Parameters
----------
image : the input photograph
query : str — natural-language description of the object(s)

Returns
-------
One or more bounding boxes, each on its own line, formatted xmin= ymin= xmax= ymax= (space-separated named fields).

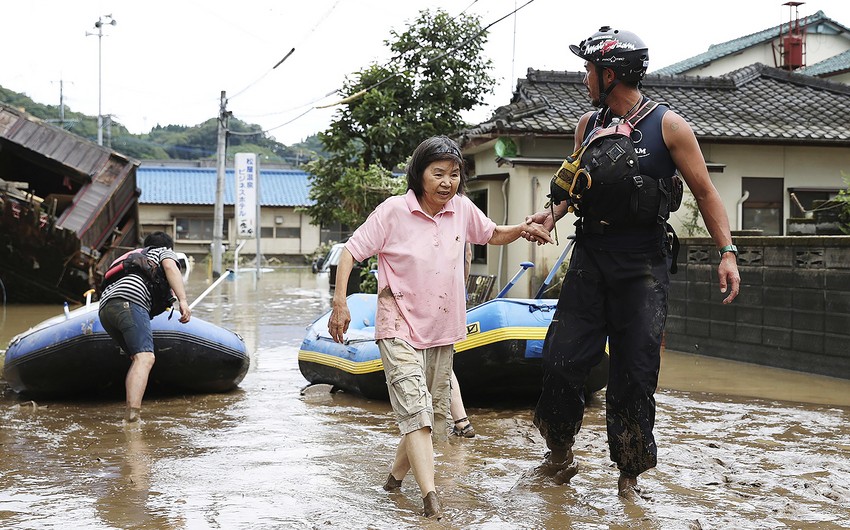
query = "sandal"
xmin=450 ymin=417 xmax=475 ymax=438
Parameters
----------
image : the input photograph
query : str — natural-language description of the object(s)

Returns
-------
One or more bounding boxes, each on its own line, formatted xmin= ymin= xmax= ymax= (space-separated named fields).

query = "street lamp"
xmin=86 ymin=14 xmax=117 ymax=146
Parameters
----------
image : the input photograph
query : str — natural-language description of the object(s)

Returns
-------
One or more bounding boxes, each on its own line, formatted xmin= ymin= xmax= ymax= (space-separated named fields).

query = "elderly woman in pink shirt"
xmin=329 ymin=135 xmax=551 ymax=520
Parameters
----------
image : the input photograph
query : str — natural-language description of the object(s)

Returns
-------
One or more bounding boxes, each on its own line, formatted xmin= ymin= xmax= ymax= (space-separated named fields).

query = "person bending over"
xmin=99 ymin=231 xmax=191 ymax=423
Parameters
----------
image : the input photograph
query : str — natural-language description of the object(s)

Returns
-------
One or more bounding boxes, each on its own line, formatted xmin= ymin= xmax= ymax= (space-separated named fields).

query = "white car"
xmin=174 ymin=251 xmax=192 ymax=281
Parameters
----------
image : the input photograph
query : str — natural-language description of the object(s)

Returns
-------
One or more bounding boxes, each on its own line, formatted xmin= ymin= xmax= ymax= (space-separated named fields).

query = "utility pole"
xmin=47 ymin=79 xmax=79 ymax=129
xmin=60 ymin=79 xmax=65 ymax=124
xmin=212 ymin=91 xmax=228 ymax=278
xmin=86 ymin=14 xmax=117 ymax=146
xmin=105 ymin=114 xmax=112 ymax=148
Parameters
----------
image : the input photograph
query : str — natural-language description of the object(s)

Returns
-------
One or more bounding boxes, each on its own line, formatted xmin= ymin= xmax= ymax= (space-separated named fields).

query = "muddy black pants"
xmin=533 ymin=242 xmax=669 ymax=477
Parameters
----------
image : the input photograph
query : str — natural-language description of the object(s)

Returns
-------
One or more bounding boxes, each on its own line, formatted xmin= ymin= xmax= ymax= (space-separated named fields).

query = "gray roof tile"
xmin=653 ymin=10 xmax=849 ymax=75
xmin=460 ymin=64 xmax=850 ymax=146
xmin=799 ymin=48 xmax=850 ymax=77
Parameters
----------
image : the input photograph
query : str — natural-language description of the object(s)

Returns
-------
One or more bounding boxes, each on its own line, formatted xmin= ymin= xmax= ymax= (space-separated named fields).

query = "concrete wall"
xmin=667 ymin=236 xmax=850 ymax=380
xmin=829 ymin=71 xmax=850 ymax=84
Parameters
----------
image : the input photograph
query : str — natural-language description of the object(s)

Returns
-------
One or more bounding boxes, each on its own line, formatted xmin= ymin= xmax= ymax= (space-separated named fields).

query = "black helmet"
xmin=570 ymin=26 xmax=649 ymax=86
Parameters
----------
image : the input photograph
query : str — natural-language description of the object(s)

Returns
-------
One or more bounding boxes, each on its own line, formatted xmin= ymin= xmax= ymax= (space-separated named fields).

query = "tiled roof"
xmin=137 ymin=166 xmax=314 ymax=206
xmin=460 ymin=64 xmax=850 ymax=146
xmin=653 ymin=10 xmax=849 ymax=75
xmin=799 ymin=48 xmax=850 ymax=76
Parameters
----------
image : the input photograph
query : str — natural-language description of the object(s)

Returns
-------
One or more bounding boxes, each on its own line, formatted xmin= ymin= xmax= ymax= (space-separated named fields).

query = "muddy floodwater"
xmin=2 ymin=268 xmax=850 ymax=529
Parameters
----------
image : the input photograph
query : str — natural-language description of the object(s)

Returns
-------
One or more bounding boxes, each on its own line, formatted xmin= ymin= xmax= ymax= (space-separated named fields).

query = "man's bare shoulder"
xmin=661 ymin=109 xmax=692 ymax=130
xmin=660 ymin=110 xmax=698 ymax=147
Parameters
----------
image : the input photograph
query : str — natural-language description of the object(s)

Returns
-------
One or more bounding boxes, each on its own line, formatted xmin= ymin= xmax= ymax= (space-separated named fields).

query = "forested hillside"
xmin=0 ymin=85 xmax=325 ymax=167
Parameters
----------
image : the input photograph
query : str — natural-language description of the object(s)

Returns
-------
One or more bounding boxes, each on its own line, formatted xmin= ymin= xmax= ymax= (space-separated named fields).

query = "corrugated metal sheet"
xmin=137 ymin=166 xmax=314 ymax=207
xmin=1 ymin=109 xmax=113 ymax=178
xmin=0 ymin=105 xmax=140 ymax=249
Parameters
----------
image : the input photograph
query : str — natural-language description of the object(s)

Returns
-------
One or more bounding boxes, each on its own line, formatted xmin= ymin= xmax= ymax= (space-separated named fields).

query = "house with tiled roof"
xmin=459 ymin=63 xmax=850 ymax=296
xmin=136 ymin=163 xmax=325 ymax=261
xmin=799 ymin=48 xmax=850 ymax=81
xmin=653 ymin=10 xmax=850 ymax=84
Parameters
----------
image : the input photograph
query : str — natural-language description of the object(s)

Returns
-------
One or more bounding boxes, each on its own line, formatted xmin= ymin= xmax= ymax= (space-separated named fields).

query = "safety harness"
xmin=548 ymin=99 xmax=682 ymax=243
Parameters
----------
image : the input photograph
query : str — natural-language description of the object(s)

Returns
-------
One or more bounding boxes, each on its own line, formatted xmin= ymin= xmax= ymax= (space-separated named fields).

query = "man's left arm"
xmin=663 ymin=111 xmax=740 ymax=304
xmin=162 ymin=258 xmax=191 ymax=322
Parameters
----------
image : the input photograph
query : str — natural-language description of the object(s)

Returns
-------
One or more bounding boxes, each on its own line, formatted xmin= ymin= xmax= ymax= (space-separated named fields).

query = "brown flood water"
xmin=2 ymin=268 xmax=850 ymax=529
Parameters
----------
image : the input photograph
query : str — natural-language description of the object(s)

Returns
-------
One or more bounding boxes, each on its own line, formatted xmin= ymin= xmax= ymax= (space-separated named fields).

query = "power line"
xmin=256 ymin=107 xmax=317 ymax=135
xmin=228 ymin=48 xmax=296 ymax=101
xmin=229 ymin=0 xmax=343 ymax=101
xmin=460 ymin=0 xmax=480 ymax=15
xmin=235 ymin=88 xmax=338 ymax=120
xmin=254 ymin=0 xmax=537 ymax=134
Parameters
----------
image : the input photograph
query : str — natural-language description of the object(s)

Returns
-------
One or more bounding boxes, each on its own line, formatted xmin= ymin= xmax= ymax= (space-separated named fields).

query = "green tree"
xmin=304 ymin=158 xmax=404 ymax=228
xmin=303 ymin=8 xmax=495 ymax=229
xmin=680 ymin=195 xmax=709 ymax=236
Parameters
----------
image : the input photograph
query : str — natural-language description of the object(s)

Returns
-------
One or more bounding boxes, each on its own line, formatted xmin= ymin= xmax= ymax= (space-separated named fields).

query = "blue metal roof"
xmin=136 ymin=166 xmax=314 ymax=207
xmin=653 ymin=11 xmax=849 ymax=75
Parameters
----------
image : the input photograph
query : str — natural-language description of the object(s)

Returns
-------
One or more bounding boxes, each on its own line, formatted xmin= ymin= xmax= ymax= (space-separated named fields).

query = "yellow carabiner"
xmin=569 ymin=168 xmax=592 ymax=199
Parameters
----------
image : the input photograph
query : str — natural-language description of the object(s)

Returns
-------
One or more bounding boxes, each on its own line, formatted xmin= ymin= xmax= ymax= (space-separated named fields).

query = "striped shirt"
xmin=100 ymin=247 xmax=178 ymax=313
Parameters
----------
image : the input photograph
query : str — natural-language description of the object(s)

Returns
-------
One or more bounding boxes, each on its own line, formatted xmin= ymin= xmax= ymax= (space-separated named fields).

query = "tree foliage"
xmin=303 ymin=8 xmax=495 ymax=230
xmin=304 ymin=158 xmax=405 ymax=228
xmin=679 ymin=195 xmax=709 ymax=236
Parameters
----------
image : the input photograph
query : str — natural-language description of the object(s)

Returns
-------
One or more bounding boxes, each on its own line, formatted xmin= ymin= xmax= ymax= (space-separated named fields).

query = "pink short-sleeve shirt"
xmin=345 ymin=189 xmax=496 ymax=349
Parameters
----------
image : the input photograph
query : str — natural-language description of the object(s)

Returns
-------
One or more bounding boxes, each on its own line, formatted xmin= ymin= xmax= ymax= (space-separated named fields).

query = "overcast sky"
xmin=3 ymin=0 xmax=849 ymax=146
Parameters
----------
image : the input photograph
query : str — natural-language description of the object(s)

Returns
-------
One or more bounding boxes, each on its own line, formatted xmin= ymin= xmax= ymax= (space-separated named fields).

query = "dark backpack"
xmin=549 ymin=100 xmax=683 ymax=229
xmin=102 ymin=247 xmax=175 ymax=318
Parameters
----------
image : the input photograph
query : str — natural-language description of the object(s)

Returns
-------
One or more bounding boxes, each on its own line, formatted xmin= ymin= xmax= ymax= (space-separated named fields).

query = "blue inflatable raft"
xmin=4 ymin=304 xmax=249 ymax=397
xmin=298 ymin=293 xmax=608 ymax=401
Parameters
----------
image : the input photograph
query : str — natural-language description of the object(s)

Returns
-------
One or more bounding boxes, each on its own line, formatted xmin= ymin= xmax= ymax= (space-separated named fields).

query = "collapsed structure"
xmin=0 ymin=103 xmax=140 ymax=303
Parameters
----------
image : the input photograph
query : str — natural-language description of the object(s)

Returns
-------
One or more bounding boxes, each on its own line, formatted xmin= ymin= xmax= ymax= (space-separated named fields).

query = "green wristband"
xmin=718 ymin=244 xmax=738 ymax=258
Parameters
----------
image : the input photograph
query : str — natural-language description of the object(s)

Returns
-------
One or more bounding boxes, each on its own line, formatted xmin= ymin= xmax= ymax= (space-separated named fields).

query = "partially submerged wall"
xmin=667 ymin=236 xmax=850 ymax=380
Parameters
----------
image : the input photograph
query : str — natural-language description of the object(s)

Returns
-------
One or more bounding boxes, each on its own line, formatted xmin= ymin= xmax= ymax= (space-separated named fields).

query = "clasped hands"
xmin=520 ymin=213 xmax=555 ymax=246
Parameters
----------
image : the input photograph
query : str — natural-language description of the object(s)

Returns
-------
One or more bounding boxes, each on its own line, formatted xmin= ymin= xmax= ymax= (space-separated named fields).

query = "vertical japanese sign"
xmin=235 ymin=153 xmax=257 ymax=238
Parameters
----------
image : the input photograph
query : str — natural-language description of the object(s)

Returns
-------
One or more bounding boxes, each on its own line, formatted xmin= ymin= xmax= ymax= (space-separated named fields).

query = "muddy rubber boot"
xmin=533 ymin=450 xmax=578 ymax=484
xmin=423 ymin=491 xmax=442 ymax=519
xmin=553 ymin=461 xmax=579 ymax=485
xmin=383 ymin=473 xmax=403 ymax=492
xmin=618 ymin=473 xmax=639 ymax=499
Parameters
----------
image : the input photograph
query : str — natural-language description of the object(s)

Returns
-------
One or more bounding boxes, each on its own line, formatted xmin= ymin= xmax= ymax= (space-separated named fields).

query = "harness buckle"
xmin=632 ymin=175 xmax=644 ymax=189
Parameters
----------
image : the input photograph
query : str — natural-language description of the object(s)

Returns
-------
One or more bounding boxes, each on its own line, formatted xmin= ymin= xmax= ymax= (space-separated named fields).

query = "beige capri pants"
xmin=377 ymin=337 xmax=453 ymax=436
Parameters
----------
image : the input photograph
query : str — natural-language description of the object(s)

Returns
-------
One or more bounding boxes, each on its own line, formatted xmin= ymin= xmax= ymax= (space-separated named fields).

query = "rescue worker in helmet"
xmin=521 ymin=26 xmax=741 ymax=498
